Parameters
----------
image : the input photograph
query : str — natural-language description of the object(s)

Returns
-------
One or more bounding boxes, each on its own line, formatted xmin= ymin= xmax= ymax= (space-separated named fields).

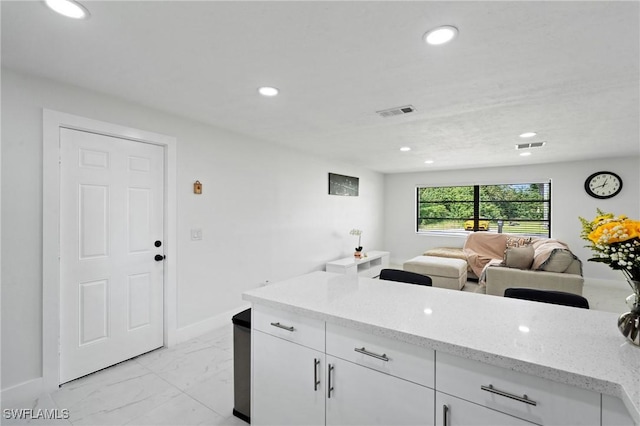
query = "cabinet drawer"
xmin=326 ymin=323 xmax=434 ymax=388
xmin=436 ymin=352 xmax=600 ymax=425
xmin=435 ymin=392 xmax=536 ymax=425
xmin=252 ymin=304 xmax=325 ymax=352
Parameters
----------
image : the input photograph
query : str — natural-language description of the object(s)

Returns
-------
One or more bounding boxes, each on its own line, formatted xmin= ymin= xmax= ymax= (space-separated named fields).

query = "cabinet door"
xmin=252 ymin=331 xmax=325 ymax=426
xmin=436 ymin=392 xmax=535 ymax=426
xmin=602 ymin=394 xmax=635 ymax=426
xmin=326 ymin=355 xmax=434 ymax=426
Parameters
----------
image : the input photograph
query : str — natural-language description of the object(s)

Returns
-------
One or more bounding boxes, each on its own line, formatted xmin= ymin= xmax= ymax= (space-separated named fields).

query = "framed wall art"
xmin=328 ymin=173 xmax=359 ymax=196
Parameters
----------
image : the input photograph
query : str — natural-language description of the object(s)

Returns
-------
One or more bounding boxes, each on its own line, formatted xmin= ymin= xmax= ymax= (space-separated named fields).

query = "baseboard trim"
xmin=172 ymin=304 xmax=251 ymax=346
xmin=1 ymin=377 xmax=46 ymax=408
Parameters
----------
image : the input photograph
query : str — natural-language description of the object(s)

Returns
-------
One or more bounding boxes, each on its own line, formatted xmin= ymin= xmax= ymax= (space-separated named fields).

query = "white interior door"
xmin=59 ymin=128 xmax=164 ymax=383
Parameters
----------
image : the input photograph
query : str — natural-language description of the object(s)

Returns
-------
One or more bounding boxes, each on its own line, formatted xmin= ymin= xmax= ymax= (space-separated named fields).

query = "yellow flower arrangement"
xmin=579 ymin=210 xmax=640 ymax=291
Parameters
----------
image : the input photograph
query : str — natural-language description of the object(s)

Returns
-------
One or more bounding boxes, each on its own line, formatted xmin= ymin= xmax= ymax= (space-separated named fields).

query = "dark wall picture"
xmin=329 ymin=173 xmax=359 ymax=196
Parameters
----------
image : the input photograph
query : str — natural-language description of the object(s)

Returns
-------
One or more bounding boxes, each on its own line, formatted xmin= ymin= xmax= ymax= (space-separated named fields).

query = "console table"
xmin=325 ymin=250 xmax=389 ymax=278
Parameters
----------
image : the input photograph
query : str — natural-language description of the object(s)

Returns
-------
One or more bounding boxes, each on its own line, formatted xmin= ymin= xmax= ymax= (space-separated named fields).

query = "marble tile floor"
xmin=2 ymin=324 xmax=246 ymax=426
xmin=3 ymin=277 xmax=631 ymax=426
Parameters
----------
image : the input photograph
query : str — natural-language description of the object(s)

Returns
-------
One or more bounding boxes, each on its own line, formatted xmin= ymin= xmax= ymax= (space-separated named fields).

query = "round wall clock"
xmin=584 ymin=171 xmax=623 ymax=199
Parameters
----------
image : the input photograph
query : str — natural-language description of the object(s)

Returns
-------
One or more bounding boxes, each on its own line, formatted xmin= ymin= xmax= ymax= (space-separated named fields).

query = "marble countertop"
xmin=243 ymin=271 xmax=640 ymax=423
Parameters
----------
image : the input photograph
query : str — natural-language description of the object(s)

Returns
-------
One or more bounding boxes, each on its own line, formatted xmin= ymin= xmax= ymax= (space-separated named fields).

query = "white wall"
xmin=384 ymin=158 xmax=640 ymax=281
xmin=1 ymin=69 xmax=385 ymax=392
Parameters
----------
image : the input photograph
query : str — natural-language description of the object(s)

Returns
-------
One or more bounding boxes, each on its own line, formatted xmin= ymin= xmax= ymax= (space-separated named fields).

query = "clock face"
xmin=584 ymin=171 xmax=623 ymax=199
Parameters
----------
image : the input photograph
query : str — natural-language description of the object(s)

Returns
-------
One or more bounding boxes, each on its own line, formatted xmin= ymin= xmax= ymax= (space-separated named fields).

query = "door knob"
xmin=155 ymin=240 xmax=162 ymax=247
xmin=154 ymin=254 xmax=165 ymax=261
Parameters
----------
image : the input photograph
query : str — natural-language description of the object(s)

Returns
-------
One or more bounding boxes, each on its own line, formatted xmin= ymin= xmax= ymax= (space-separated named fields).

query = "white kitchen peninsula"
xmin=243 ymin=271 xmax=640 ymax=425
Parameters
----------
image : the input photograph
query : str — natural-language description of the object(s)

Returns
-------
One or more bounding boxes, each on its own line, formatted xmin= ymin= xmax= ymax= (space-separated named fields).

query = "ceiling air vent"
xmin=515 ymin=141 xmax=546 ymax=150
xmin=376 ymin=105 xmax=416 ymax=118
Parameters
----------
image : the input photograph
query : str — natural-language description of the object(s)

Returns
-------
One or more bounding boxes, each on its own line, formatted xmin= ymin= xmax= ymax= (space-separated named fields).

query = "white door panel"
xmin=60 ymin=128 xmax=164 ymax=383
xmin=128 ymin=188 xmax=151 ymax=253
xmin=128 ymin=273 xmax=151 ymax=330
xmin=79 ymin=279 xmax=109 ymax=345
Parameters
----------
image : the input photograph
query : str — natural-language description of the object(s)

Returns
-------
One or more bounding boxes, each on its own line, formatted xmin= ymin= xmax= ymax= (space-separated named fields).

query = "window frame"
xmin=416 ymin=181 xmax=551 ymax=237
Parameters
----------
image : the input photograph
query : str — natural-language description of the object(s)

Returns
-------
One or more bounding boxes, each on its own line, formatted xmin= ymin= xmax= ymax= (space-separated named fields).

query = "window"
xmin=417 ymin=182 xmax=551 ymax=237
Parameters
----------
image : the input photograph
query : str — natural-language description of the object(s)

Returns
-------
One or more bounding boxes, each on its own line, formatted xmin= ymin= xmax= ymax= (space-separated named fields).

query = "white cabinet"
xmin=246 ymin=273 xmax=640 ymax=425
xmin=326 ymin=323 xmax=434 ymax=387
xmin=251 ymin=303 xmax=614 ymax=426
xmin=435 ymin=392 xmax=535 ymax=426
xmin=252 ymin=305 xmax=435 ymax=426
xmin=253 ymin=304 xmax=325 ymax=351
xmin=326 ymin=355 xmax=434 ymax=426
xmin=325 ymin=323 xmax=435 ymax=426
xmin=602 ymin=394 xmax=635 ymax=426
xmin=436 ymin=352 xmax=601 ymax=425
xmin=251 ymin=305 xmax=326 ymax=426
xmin=252 ymin=330 xmax=325 ymax=426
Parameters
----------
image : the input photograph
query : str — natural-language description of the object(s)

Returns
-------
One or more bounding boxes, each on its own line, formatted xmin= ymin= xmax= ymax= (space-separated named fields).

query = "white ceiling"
xmin=2 ymin=1 xmax=639 ymax=173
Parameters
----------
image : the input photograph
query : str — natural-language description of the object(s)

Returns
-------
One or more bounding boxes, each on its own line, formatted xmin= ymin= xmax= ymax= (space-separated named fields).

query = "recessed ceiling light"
xmin=519 ymin=132 xmax=537 ymax=138
xmin=258 ymin=87 xmax=279 ymax=97
xmin=424 ymin=26 xmax=458 ymax=45
xmin=520 ymin=152 xmax=532 ymax=157
xmin=424 ymin=160 xmax=434 ymax=164
xmin=400 ymin=147 xmax=411 ymax=152
xmin=44 ymin=0 xmax=90 ymax=19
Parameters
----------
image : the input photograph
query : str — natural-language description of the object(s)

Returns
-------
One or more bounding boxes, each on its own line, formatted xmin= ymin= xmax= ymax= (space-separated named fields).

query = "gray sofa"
xmin=482 ymin=257 xmax=583 ymax=296
xmin=424 ymin=233 xmax=584 ymax=297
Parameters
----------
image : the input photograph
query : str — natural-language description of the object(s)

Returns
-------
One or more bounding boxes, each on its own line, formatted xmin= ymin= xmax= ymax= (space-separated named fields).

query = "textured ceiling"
xmin=2 ymin=1 xmax=639 ymax=173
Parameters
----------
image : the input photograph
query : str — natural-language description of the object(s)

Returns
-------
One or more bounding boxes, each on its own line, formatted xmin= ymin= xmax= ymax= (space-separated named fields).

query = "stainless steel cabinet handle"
xmin=327 ymin=364 xmax=334 ymax=398
xmin=270 ymin=322 xmax=295 ymax=332
xmin=481 ymin=384 xmax=537 ymax=406
xmin=313 ymin=358 xmax=320 ymax=391
xmin=354 ymin=347 xmax=389 ymax=362
xmin=442 ymin=404 xmax=449 ymax=426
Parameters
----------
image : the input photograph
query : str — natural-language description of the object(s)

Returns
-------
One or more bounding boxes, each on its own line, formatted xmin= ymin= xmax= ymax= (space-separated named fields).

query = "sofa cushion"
xmin=538 ymin=249 xmax=576 ymax=273
xmin=422 ymin=247 xmax=467 ymax=261
xmin=502 ymin=245 xmax=535 ymax=269
xmin=505 ymin=236 xmax=532 ymax=248
xmin=531 ymin=239 xmax=572 ymax=270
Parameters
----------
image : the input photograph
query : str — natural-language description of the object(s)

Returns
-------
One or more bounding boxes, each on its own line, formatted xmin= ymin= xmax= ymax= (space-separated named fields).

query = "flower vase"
xmin=354 ymin=249 xmax=363 ymax=259
xmin=617 ymin=279 xmax=640 ymax=346
xmin=626 ymin=293 xmax=637 ymax=310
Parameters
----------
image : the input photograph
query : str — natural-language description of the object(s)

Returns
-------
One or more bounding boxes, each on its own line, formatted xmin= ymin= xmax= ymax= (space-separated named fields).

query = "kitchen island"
xmin=243 ymin=271 xmax=639 ymax=425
